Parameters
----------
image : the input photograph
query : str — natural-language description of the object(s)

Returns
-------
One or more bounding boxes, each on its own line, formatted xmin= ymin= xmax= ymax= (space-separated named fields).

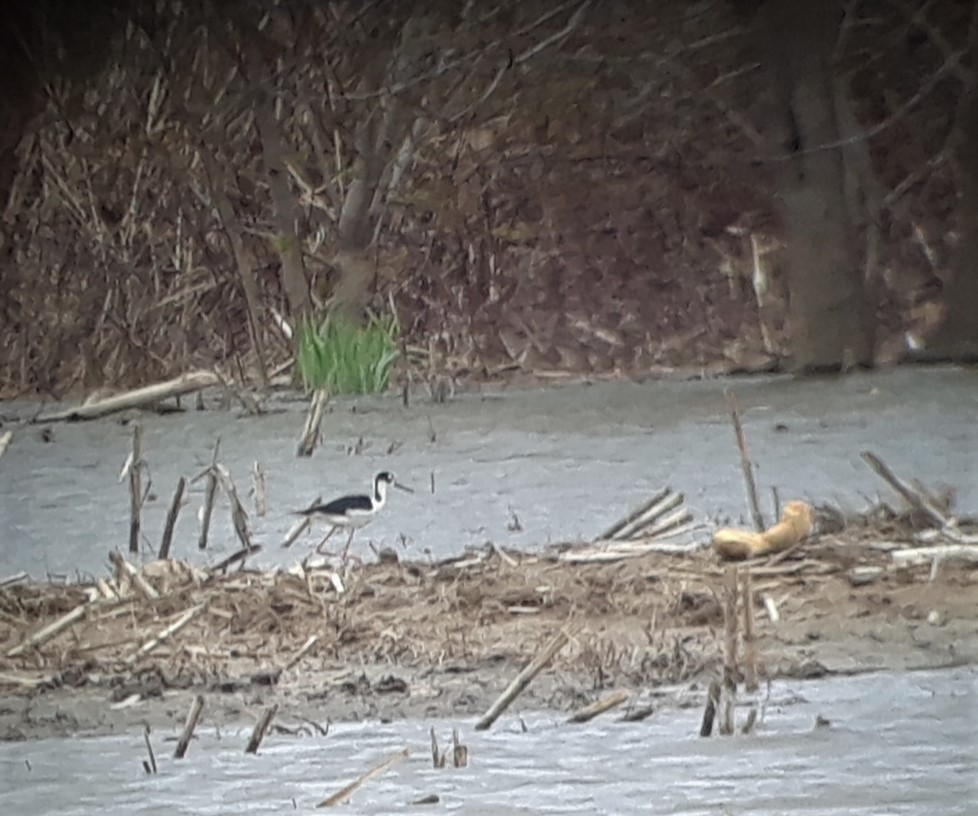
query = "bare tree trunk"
xmin=921 ymin=52 xmax=978 ymax=361
xmin=750 ymin=1 xmax=876 ymax=372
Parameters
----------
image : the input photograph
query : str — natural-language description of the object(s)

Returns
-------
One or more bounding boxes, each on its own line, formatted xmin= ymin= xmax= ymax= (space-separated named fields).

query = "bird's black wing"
xmin=300 ymin=494 xmax=372 ymax=516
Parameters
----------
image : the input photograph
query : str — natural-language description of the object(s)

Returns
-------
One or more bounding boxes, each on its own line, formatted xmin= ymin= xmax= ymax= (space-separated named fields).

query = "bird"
xmin=287 ymin=471 xmax=413 ymax=558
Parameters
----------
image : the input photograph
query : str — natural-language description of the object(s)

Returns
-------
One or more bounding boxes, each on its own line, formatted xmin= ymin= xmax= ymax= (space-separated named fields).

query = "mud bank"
xmin=2 ymin=527 xmax=976 ymax=742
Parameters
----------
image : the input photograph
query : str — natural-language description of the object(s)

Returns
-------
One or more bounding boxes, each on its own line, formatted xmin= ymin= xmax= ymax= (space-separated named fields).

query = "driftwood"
xmin=891 ymin=544 xmax=978 ymax=569
xmin=34 ymin=370 xmax=221 ymax=423
xmin=318 ymin=748 xmax=410 ymax=808
xmin=566 ymin=689 xmax=630 ymax=723
xmin=475 ymin=629 xmax=571 ymax=731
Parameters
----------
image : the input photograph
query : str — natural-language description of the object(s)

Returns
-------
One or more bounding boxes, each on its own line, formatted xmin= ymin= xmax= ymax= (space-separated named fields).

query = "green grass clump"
xmin=295 ymin=311 xmax=399 ymax=395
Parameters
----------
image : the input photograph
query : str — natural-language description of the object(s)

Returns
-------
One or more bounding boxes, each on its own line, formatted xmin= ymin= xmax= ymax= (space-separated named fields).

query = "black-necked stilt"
xmin=289 ymin=471 xmax=413 ymax=557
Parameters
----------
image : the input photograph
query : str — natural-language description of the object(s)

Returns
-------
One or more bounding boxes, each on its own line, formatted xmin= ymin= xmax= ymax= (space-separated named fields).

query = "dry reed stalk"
xmin=214 ymin=464 xmax=253 ymax=550
xmin=174 ymin=694 xmax=205 ymax=759
xmin=128 ymin=603 xmax=206 ymax=663
xmin=245 ymin=704 xmax=278 ymax=754
xmin=252 ymin=461 xmax=267 ymax=516
xmin=452 ymin=729 xmax=468 ymax=768
xmin=108 ymin=551 xmax=159 ymax=601
xmin=197 ymin=440 xmax=221 ymax=550
xmin=281 ymin=515 xmax=313 ymax=549
xmin=128 ymin=424 xmax=143 ymax=553
xmin=282 ymin=634 xmax=319 ymax=671
xmin=566 ymin=689 xmax=631 ymax=724
xmin=208 ymin=544 xmax=261 ymax=575
xmin=6 ymin=603 xmax=87 ymax=657
xmin=699 ymin=678 xmax=722 ymax=737
xmin=724 ymin=388 xmax=766 ymax=532
xmin=719 ymin=565 xmax=739 ymax=736
xmin=742 ymin=569 xmax=759 ymax=693
xmin=297 ymin=388 xmax=329 ymax=457
xmin=475 ymin=629 xmax=571 ymax=731
xmin=0 ymin=571 xmax=28 ymax=589
xmin=430 ymin=728 xmax=446 ymax=768
xmin=317 ymin=748 xmax=410 ymax=808
xmin=597 ymin=487 xmax=671 ymax=541
xmin=158 ymin=476 xmax=187 ymax=560
xmin=862 ymin=451 xmax=978 ymax=544
xmin=143 ymin=725 xmax=158 ymax=775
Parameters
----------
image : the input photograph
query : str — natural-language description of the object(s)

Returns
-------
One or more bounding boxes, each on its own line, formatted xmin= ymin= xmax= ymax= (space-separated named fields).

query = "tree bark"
xmin=751 ymin=1 xmax=876 ymax=372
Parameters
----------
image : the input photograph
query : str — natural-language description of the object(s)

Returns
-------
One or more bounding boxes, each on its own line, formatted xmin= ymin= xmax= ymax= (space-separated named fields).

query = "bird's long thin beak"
xmin=393 ymin=481 xmax=414 ymax=494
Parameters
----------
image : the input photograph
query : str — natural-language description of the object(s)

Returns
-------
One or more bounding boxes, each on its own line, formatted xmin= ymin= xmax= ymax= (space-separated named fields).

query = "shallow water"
xmin=0 ymin=667 xmax=974 ymax=814
xmin=1 ymin=366 xmax=976 ymax=579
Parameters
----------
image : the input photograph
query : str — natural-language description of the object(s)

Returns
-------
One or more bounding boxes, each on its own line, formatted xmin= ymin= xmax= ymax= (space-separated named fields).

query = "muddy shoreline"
xmin=3 ymin=533 xmax=976 ymax=742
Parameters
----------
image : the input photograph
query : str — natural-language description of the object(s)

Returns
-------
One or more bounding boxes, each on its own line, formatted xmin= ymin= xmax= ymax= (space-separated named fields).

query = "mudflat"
xmin=2 ymin=527 xmax=975 ymax=741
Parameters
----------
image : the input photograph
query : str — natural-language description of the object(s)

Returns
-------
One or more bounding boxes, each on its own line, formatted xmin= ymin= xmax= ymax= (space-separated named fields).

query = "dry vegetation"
xmin=2 ymin=494 xmax=976 ymax=742
xmin=0 ymin=0 xmax=971 ymax=396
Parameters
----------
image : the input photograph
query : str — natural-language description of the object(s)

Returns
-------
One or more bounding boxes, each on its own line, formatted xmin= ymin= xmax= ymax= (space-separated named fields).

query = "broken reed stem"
xmin=6 ymin=604 xmax=87 ymax=657
xmin=452 ymin=728 xmax=468 ymax=768
xmin=158 ymin=476 xmax=187 ymax=560
xmin=208 ymin=544 xmax=261 ymax=575
xmin=245 ymin=704 xmax=278 ymax=754
xmin=699 ymin=678 xmax=722 ymax=737
xmin=283 ymin=635 xmax=319 ymax=672
xmin=198 ymin=441 xmax=221 ymax=550
xmin=252 ymin=461 xmax=267 ymax=517
xmin=128 ymin=603 xmax=206 ymax=663
xmin=567 ymin=689 xmax=631 ymax=724
xmin=281 ymin=514 xmax=313 ymax=549
xmin=0 ymin=430 xmax=12 ymax=461
xmin=475 ymin=629 xmax=571 ymax=731
xmin=109 ymin=551 xmax=159 ymax=601
xmin=430 ymin=728 xmax=445 ymax=768
xmin=174 ymin=694 xmax=205 ymax=759
xmin=318 ymin=748 xmax=410 ymax=808
xmin=214 ymin=464 xmax=252 ymax=550
xmin=297 ymin=388 xmax=329 ymax=457
xmin=742 ymin=569 xmax=759 ymax=693
xmin=128 ymin=424 xmax=143 ymax=553
xmin=142 ymin=725 xmax=158 ymax=774
xmin=724 ymin=389 xmax=766 ymax=532
xmin=719 ymin=565 xmax=739 ymax=736
xmin=598 ymin=486 xmax=672 ymax=541
xmin=861 ymin=450 xmax=970 ymax=541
